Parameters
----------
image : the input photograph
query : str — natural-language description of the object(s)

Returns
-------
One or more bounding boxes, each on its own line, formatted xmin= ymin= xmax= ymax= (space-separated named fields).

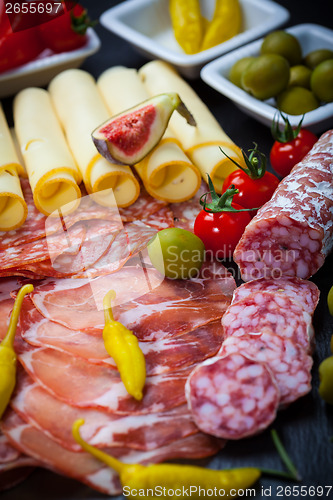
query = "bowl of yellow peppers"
xmin=100 ymin=0 xmax=289 ymax=79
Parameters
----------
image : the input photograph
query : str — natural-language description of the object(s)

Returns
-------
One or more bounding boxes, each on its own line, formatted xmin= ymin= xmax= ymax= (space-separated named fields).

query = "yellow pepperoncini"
xmin=0 ymin=284 xmax=33 ymax=419
xmin=102 ymin=290 xmax=146 ymax=401
xmin=73 ymin=419 xmax=261 ymax=497
xmin=201 ymin=0 xmax=242 ymax=51
xmin=169 ymin=0 xmax=204 ymax=55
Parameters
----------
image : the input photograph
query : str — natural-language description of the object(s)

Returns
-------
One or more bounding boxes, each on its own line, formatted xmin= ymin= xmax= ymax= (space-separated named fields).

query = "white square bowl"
xmin=100 ymin=0 xmax=289 ymax=79
xmin=201 ymin=24 xmax=333 ymax=132
xmin=0 ymin=29 xmax=101 ymax=98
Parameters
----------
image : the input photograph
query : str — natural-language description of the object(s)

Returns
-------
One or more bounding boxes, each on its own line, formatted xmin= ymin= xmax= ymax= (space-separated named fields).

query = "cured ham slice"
xmin=30 ymin=263 xmax=235 ymax=340
xmin=186 ymin=353 xmax=280 ymax=440
xmin=222 ymin=291 xmax=314 ymax=353
xmin=234 ymin=129 xmax=333 ymax=281
xmin=231 ymin=277 xmax=320 ymax=315
xmin=2 ymin=410 xmax=121 ymax=495
xmin=18 ymin=346 xmax=194 ymax=414
xmin=2 ymin=411 xmax=223 ymax=495
xmin=11 ymin=375 xmax=199 ymax=452
xmin=20 ymin=301 xmax=224 ymax=375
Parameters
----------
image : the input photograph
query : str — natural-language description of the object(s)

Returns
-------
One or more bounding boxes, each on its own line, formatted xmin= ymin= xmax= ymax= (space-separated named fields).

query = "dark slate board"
xmin=1 ymin=1 xmax=333 ymax=498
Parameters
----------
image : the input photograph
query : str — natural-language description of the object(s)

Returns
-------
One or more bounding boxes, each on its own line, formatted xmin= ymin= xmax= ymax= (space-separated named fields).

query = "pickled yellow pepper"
xmin=0 ymin=284 xmax=33 ymax=419
xmin=73 ymin=419 xmax=261 ymax=497
xmin=201 ymin=0 xmax=242 ymax=51
xmin=169 ymin=0 xmax=203 ymax=54
xmin=103 ymin=290 xmax=146 ymax=401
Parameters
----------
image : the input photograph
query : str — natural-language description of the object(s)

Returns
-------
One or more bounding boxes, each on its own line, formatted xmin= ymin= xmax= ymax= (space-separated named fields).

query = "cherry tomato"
xmin=222 ymin=169 xmax=279 ymax=211
xmin=38 ymin=2 xmax=93 ymax=53
xmin=270 ymin=128 xmax=318 ymax=177
xmin=270 ymin=113 xmax=317 ymax=178
xmin=194 ymin=203 xmax=251 ymax=260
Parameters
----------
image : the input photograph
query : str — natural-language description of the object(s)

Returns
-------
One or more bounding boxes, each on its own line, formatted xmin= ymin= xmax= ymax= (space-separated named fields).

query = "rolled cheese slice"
xmin=139 ymin=60 xmax=246 ymax=192
xmin=48 ymin=69 xmax=139 ymax=208
xmin=14 ymin=88 xmax=81 ymax=217
xmin=0 ymin=103 xmax=27 ymax=230
xmin=97 ymin=66 xmax=201 ymax=202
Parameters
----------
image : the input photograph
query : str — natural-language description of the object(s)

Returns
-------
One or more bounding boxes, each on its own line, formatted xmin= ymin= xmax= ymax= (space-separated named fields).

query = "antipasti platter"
xmin=0 ymin=1 xmax=333 ymax=499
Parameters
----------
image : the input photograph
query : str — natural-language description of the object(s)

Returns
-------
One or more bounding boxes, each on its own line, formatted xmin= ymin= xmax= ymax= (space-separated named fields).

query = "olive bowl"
xmin=200 ymin=23 xmax=333 ymax=133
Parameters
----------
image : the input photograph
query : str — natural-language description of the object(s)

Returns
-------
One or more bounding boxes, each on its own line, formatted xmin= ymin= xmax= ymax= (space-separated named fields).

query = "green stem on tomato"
xmin=271 ymin=111 xmax=304 ymax=143
xmin=199 ymin=174 xmax=261 ymax=213
xmin=220 ymin=143 xmax=267 ymax=179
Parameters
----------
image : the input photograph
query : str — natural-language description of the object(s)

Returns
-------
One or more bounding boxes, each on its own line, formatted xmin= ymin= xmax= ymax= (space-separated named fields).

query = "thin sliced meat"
xmin=76 ymin=221 xmax=159 ymax=279
xmin=0 ymin=179 xmax=119 ymax=251
xmin=186 ymin=353 xmax=280 ymax=439
xmin=20 ymin=303 xmax=224 ymax=374
xmin=12 ymin=375 xmax=199 ymax=452
xmin=0 ymin=431 xmax=20 ymax=463
xmin=18 ymin=347 xmax=193 ymax=414
xmin=141 ymin=206 xmax=175 ymax=231
xmin=231 ymin=277 xmax=320 ymax=315
xmin=118 ymin=187 xmax=168 ymax=222
xmin=0 ymin=223 xmax=87 ymax=271
xmin=30 ymin=262 xmax=235 ymax=340
xmin=218 ymin=332 xmax=313 ymax=406
xmin=1 ymin=410 xmax=121 ymax=495
xmin=222 ymin=291 xmax=314 ymax=353
xmin=2 ymin=411 xmax=223 ymax=494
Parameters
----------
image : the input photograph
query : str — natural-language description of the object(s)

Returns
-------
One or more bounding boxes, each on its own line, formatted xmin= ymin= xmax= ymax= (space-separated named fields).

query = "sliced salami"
xmin=186 ymin=353 xmax=280 ymax=439
xmin=231 ymin=277 xmax=320 ymax=315
xmin=234 ymin=129 xmax=333 ymax=281
xmin=222 ymin=291 xmax=314 ymax=352
xmin=218 ymin=332 xmax=313 ymax=406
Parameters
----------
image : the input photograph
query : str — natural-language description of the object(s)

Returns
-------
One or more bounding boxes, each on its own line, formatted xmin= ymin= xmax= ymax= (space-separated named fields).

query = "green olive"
xmin=147 ymin=227 xmax=205 ymax=279
xmin=304 ymin=49 xmax=333 ymax=69
xmin=288 ymin=65 xmax=312 ymax=89
xmin=328 ymin=285 xmax=333 ymax=316
xmin=276 ymin=86 xmax=319 ymax=115
xmin=310 ymin=59 xmax=333 ymax=102
xmin=241 ymin=54 xmax=290 ymax=100
xmin=318 ymin=355 xmax=333 ymax=405
xmin=261 ymin=30 xmax=302 ymax=66
xmin=229 ymin=57 xmax=256 ymax=88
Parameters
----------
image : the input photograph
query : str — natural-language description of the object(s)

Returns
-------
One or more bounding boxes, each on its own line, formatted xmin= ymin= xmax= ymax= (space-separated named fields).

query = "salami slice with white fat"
xmin=186 ymin=353 xmax=280 ymax=439
xmin=231 ymin=276 xmax=319 ymax=315
xmin=218 ymin=332 xmax=313 ymax=406
xmin=234 ymin=129 xmax=333 ymax=281
xmin=222 ymin=291 xmax=314 ymax=352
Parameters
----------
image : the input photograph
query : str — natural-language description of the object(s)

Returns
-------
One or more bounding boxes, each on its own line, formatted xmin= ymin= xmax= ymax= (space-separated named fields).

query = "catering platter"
xmin=1 ymin=1 xmax=332 ymax=499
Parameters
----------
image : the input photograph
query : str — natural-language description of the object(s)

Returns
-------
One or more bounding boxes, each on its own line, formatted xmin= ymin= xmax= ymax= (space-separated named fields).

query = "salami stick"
xmin=234 ymin=129 xmax=333 ymax=281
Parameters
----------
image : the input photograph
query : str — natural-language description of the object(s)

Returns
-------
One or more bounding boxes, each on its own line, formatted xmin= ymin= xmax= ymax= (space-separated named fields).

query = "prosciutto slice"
xmin=2 ymin=411 xmax=223 ymax=495
xmin=20 ymin=302 xmax=224 ymax=375
xmin=11 ymin=375 xmax=199 ymax=452
xmin=18 ymin=346 xmax=194 ymax=414
xmin=30 ymin=263 xmax=235 ymax=340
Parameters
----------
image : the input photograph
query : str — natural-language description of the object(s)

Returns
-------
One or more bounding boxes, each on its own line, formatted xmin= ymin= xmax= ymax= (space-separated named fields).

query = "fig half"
xmin=92 ymin=92 xmax=196 ymax=166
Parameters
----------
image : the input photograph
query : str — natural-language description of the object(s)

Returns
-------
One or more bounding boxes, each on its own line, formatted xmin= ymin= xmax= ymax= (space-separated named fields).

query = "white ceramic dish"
xmin=0 ymin=29 xmax=101 ymax=98
xmin=100 ymin=0 xmax=289 ymax=79
xmin=201 ymin=24 xmax=333 ymax=132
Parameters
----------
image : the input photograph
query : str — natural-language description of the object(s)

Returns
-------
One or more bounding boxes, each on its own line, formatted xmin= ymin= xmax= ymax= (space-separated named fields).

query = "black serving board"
xmin=1 ymin=1 xmax=333 ymax=499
